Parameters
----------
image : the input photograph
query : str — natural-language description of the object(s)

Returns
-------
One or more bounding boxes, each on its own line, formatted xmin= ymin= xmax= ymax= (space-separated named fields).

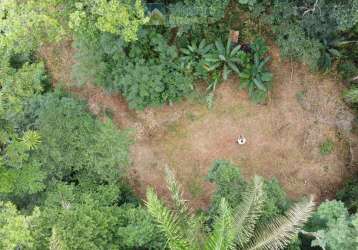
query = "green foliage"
xmin=0 ymin=0 xmax=63 ymax=57
xmin=0 ymin=61 xmax=45 ymax=121
xmin=207 ymin=160 xmax=247 ymax=210
xmin=0 ymin=201 xmax=39 ymax=250
xmin=207 ymin=160 xmax=290 ymax=227
xmin=180 ymin=39 xmax=213 ymax=79
xmin=235 ymin=176 xmax=265 ymax=247
xmin=146 ymin=189 xmax=192 ymax=250
xmin=204 ymin=38 xmax=247 ymax=80
xmin=146 ymin=168 xmax=315 ymax=250
xmin=236 ymin=0 xmax=261 ymax=11
xmin=0 ymin=58 xmax=48 ymax=196
xmin=205 ymin=199 xmax=237 ymax=250
xmin=72 ymin=34 xmax=116 ymax=87
xmin=73 ymin=29 xmax=194 ymax=110
xmin=339 ymin=61 xmax=358 ymax=81
xmin=118 ymin=60 xmax=193 ymax=110
xmin=319 ymin=139 xmax=334 ymax=156
xmin=274 ymin=23 xmax=322 ymax=71
xmin=69 ymin=0 xmax=148 ymax=42
xmin=305 ymin=200 xmax=358 ymax=250
xmin=9 ymin=91 xmax=144 ymax=247
xmin=167 ymin=0 xmax=230 ymax=27
xmin=336 ymin=175 xmax=358 ymax=213
xmin=263 ymin=0 xmax=358 ymax=72
xmin=239 ymin=38 xmax=272 ymax=103
xmin=245 ymin=195 xmax=314 ymax=250
xmin=344 ymin=86 xmax=358 ymax=105
xmin=35 ymin=183 xmax=164 ymax=250
xmin=25 ymin=92 xmax=131 ymax=185
xmin=237 ymin=0 xmax=257 ymax=8
xmin=207 ymin=160 xmax=291 ymax=225
xmin=261 ymin=178 xmax=291 ymax=224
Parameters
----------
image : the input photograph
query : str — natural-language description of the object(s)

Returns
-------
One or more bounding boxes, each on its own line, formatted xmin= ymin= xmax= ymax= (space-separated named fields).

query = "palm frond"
xmin=21 ymin=130 xmax=41 ymax=150
xmin=49 ymin=227 xmax=67 ymax=250
xmin=165 ymin=168 xmax=189 ymax=216
xmin=235 ymin=176 xmax=265 ymax=247
xmin=145 ymin=189 xmax=191 ymax=250
xmin=205 ymin=199 xmax=237 ymax=250
xmin=245 ymin=196 xmax=315 ymax=250
xmin=165 ymin=168 xmax=203 ymax=248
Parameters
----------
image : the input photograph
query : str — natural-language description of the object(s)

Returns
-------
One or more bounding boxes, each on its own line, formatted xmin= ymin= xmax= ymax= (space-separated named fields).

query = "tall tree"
xmin=0 ymin=59 xmax=47 ymax=195
xmin=0 ymin=201 xmax=39 ymax=249
xmin=304 ymin=200 xmax=358 ymax=250
xmin=146 ymin=169 xmax=315 ymax=250
xmin=69 ymin=0 xmax=148 ymax=42
xmin=0 ymin=0 xmax=63 ymax=57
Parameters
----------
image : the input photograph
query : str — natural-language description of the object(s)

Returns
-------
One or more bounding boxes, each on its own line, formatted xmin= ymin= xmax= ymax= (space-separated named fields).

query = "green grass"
xmin=187 ymin=178 xmax=204 ymax=198
xmin=320 ymin=139 xmax=334 ymax=156
xmin=186 ymin=112 xmax=197 ymax=122
xmin=295 ymin=90 xmax=306 ymax=102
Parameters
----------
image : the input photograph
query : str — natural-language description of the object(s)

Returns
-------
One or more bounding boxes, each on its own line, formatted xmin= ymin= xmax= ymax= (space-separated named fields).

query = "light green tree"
xmin=0 ymin=201 xmax=39 ymax=250
xmin=304 ymin=200 xmax=358 ymax=250
xmin=69 ymin=0 xmax=148 ymax=42
xmin=146 ymin=170 xmax=315 ymax=250
xmin=0 ymin=0 xmax=63 ymax=56
xmin=49 ymin=227 xmax=68 ymax=250
xmin=0 ymin=61 xmax=46 ymax=195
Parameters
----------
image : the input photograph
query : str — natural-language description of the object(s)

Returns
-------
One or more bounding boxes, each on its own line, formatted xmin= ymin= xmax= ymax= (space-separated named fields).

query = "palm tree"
xmin=145 ymin=170 xmax=315 ymax=250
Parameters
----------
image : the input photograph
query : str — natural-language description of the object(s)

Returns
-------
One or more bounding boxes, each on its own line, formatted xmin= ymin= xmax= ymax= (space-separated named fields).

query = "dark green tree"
xmin=146 ymin=169 xmax=315 ymax=250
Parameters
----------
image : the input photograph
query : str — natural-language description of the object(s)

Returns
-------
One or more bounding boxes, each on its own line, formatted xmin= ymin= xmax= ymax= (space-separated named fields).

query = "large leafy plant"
xmin=180 ymin=39 xmax=213 ymax=79
xmin=118 ymin=60 xmax=193 ymax=110
xmin=239 ymin=38 xmax=273 ymax=103
xmin=204 ymin=38 xmax=247 ymax=80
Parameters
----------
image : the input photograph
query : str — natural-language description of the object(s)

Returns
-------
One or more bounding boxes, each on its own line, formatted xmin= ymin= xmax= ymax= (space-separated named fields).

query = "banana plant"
xmin=180 ymin=39 xmax=213 ymax=77
xmin=204 ymin=38 xmax=247 ymax=80
xmin=318 ymin=36 xmax=358 ymax=71
xmin=239 ymin=55 xmax=273 ymax=103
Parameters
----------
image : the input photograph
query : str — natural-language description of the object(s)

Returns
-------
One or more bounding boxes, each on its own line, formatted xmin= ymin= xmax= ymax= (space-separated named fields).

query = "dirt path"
xmin=40 ymin=42 xmax=356 ymax=209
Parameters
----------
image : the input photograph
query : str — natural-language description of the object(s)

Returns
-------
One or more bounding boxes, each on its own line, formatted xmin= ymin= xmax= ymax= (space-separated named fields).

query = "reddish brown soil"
xmin=40 ymin=42 xmax=356 ymax=209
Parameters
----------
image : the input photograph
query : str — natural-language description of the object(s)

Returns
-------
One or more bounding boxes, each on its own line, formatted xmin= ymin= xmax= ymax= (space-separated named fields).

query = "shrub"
xmin=239 ymin=38 xmax=273 ymax=103
xmin=263 ymin=0 xmax=358 ymax=72
xmin=118 ymin=60 xmax=193 ymax=110
xmin=339 ymin=61 xmax=358 ymax=81
xmin=261 ymin=178 xmax=291 ymax=224
xmin=207 ymin=160 xmax=247 ymax=211
xmin=73 ymin=29 xmax=194 ymax=110
xmin=207 ymin=160 xmax=291 ymax=224
xmin=0 ymin=58 xmax=48 ymax=196
xmin=274 ymin=24 xmax=322 ymax=71
xmin=319 ymin=139 xmax=334 ymax=156
xmin=0 ymin=201 xmax=40 ymax=249
xmin=34 ymin=183 xmax=165 ymax=250
xmin=304 ymin=200 xmax=358 ymax=250
xmin=24 ymin=92 xmax=132 ymax=186
xmin=336 ymin=175 xmax=358 ymax=213
xmin=344 ymin=86 xmax=358 ymax=105
xmin=72 ymin=35 xmax=113 ymax=87
xmin=204 ymin=38 xmax=247 ymax=80
xmin=180 ymin=39 xmax=213 ymax=79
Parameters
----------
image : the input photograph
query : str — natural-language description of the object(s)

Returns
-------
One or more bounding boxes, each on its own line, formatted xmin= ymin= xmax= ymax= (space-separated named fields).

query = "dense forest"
xmin=0 ymin=0 xmax=357 ymax=249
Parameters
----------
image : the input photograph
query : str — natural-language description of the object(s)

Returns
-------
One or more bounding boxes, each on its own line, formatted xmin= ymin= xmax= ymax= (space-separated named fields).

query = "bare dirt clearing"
xmin=40 ymin=43 xmax=356 ymax=209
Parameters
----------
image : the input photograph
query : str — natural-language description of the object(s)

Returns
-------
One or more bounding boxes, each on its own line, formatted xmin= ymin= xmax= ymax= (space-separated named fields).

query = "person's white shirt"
xmin=237 ymin=135 xmax=246 ymax=145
